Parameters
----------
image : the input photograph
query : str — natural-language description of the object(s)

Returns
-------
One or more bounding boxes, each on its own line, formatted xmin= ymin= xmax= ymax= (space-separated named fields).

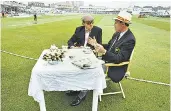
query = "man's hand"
xmin=88 ymin=36 xmax=97 ymax=46
xmin=95 ymin=44 xmax=106 ymax=54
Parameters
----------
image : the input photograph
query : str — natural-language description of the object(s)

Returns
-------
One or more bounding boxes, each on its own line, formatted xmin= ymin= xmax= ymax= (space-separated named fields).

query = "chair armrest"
xmin=105 ymin=61 xmax=130 ymax=67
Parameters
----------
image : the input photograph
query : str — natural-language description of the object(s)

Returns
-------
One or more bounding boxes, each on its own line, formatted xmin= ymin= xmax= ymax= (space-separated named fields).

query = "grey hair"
xmin=81 ymin=15 xmax=94 ymax=22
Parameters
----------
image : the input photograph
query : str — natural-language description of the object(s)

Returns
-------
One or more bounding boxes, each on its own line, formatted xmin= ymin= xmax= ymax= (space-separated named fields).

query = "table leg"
xmin=39 ymin=91 xmax=46 ymax=111
xmin=92 ymin=90 xmax=98 ymax=111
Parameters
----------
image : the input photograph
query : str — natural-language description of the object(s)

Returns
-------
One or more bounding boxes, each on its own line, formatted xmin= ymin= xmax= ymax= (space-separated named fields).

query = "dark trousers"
xmin=77 ymin=64 xmax=106 ymax=99
xmin=34 ymin=15 xmax=37 ymax=21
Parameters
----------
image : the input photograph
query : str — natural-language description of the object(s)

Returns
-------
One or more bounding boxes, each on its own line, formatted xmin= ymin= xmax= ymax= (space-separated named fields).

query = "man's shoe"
xmin=70 ymin=96 xmax=86 ymax=106
xmin=65 ymin=91 xmax=80 ymax=96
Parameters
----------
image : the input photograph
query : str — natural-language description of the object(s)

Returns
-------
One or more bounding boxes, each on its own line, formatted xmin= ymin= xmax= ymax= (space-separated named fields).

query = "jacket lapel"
xmin=80 ymin=26 xmax=85 ymax=45
xmin=80 ymin=26 xmax=95 ymax=46
xmin=114 ymin=29 xmax=130 ymax=46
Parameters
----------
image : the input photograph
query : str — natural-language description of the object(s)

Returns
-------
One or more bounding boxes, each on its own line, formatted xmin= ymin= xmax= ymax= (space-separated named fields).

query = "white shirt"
xmin=118 ymin=29 xmax=128 ymax=40
xmin=84 ymin=30 xmax=90 ymax=47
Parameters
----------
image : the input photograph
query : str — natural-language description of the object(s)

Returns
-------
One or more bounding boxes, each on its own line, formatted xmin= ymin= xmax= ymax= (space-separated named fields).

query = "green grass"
xmin=1 ymin=15 xmax=170 ymax=111
xmin=1 ymin=14 xmax=83 ymax=29
xmin=132 ymin=16 xmax=170 ymax=31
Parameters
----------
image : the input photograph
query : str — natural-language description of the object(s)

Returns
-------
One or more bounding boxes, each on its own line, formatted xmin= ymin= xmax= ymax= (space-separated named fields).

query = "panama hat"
xmin=113 ymin=11 xmax=132 ymax=24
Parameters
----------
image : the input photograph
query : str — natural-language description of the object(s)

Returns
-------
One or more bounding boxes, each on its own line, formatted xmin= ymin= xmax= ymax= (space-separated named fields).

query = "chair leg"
xmin=118 ymin=82 xmax=125 ymax=98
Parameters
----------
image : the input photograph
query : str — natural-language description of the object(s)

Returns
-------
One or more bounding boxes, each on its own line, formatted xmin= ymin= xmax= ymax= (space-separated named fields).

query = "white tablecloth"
xmin=28 ymin=48 xmax=107 ymax=111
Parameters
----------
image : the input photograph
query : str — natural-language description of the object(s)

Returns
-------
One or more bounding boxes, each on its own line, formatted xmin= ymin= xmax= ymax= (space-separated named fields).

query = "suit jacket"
xmin=102 ymin=29 xmax=136 ymax=83
xmin=68 ymin=26 xmax=102 ymax=48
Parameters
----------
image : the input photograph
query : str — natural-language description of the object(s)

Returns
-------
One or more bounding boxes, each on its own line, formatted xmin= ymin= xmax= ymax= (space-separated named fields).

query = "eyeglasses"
xmin=115 ymin=20 xmax=122 ymax=24
xmin=84 ymin=21 xmax=94 ymax=25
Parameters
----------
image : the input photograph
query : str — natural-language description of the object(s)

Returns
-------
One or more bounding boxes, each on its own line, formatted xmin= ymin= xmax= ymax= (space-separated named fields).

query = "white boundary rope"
xmin=126 ymin=77 xmax=170 ymax=86
xmin=1 ymin=50 xmax=38 ymax=61
xmin=1 ymin=50 xmax=170 ymax=86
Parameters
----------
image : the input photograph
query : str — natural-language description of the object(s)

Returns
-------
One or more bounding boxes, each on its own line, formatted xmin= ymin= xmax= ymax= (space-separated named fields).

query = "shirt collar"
xmin=85 ymin=28 xmax=90 ymax=33
xmin=85 ymin=26 xmax=93 ymax=33
xmin=119 ymin=29 xmax=128 ymax=40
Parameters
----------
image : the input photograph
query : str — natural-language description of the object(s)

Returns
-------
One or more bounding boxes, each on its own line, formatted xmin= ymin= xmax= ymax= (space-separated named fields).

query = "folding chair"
xmin=99 ymin=49 xmax=134 ymax=101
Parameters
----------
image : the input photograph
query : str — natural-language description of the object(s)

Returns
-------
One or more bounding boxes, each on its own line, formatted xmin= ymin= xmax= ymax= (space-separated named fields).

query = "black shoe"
xmin=70 ymin=96 xmax=86 ymax=106
xmin=66 ymin=91 xmax=80 ymax=96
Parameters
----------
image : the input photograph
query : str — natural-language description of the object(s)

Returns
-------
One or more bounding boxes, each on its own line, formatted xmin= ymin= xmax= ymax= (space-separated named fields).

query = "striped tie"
xmin=108 ymin=33 xmax=120 ymax=51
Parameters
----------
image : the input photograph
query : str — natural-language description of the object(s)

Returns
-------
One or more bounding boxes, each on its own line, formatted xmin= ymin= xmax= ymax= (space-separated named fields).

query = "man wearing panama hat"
xmin=89 ymin=11 xmax=136 ymax=83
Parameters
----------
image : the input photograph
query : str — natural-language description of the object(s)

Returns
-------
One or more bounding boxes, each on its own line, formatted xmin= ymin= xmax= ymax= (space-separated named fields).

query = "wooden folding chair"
xmin=99 ymin=50 xmax=134 ymax=101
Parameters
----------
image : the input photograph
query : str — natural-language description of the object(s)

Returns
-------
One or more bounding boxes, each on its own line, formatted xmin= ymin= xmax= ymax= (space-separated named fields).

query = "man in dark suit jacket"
xmin=68 ymin=15 xmax=102 ymax=48
xmin=88 ymin=11 xmax=135 ymax=83
xmin=67 ymin=15 xmax=102 ymax=106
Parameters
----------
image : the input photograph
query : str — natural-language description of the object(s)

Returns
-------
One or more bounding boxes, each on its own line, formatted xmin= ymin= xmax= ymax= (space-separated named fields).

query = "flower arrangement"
xmin=42 ymin=45 xmax=65 ymax=63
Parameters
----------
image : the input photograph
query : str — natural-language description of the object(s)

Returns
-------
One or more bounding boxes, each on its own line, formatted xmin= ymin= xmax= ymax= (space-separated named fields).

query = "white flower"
xmin=50 ymin=44 xmax=58 ymax=51
xmin=43 ymin=45 xmax=66 ymax=62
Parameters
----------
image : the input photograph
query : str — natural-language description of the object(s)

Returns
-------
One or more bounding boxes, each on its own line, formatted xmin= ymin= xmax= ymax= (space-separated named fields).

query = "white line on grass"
xmin=1 ymin=49 xmax=170 ymax=87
